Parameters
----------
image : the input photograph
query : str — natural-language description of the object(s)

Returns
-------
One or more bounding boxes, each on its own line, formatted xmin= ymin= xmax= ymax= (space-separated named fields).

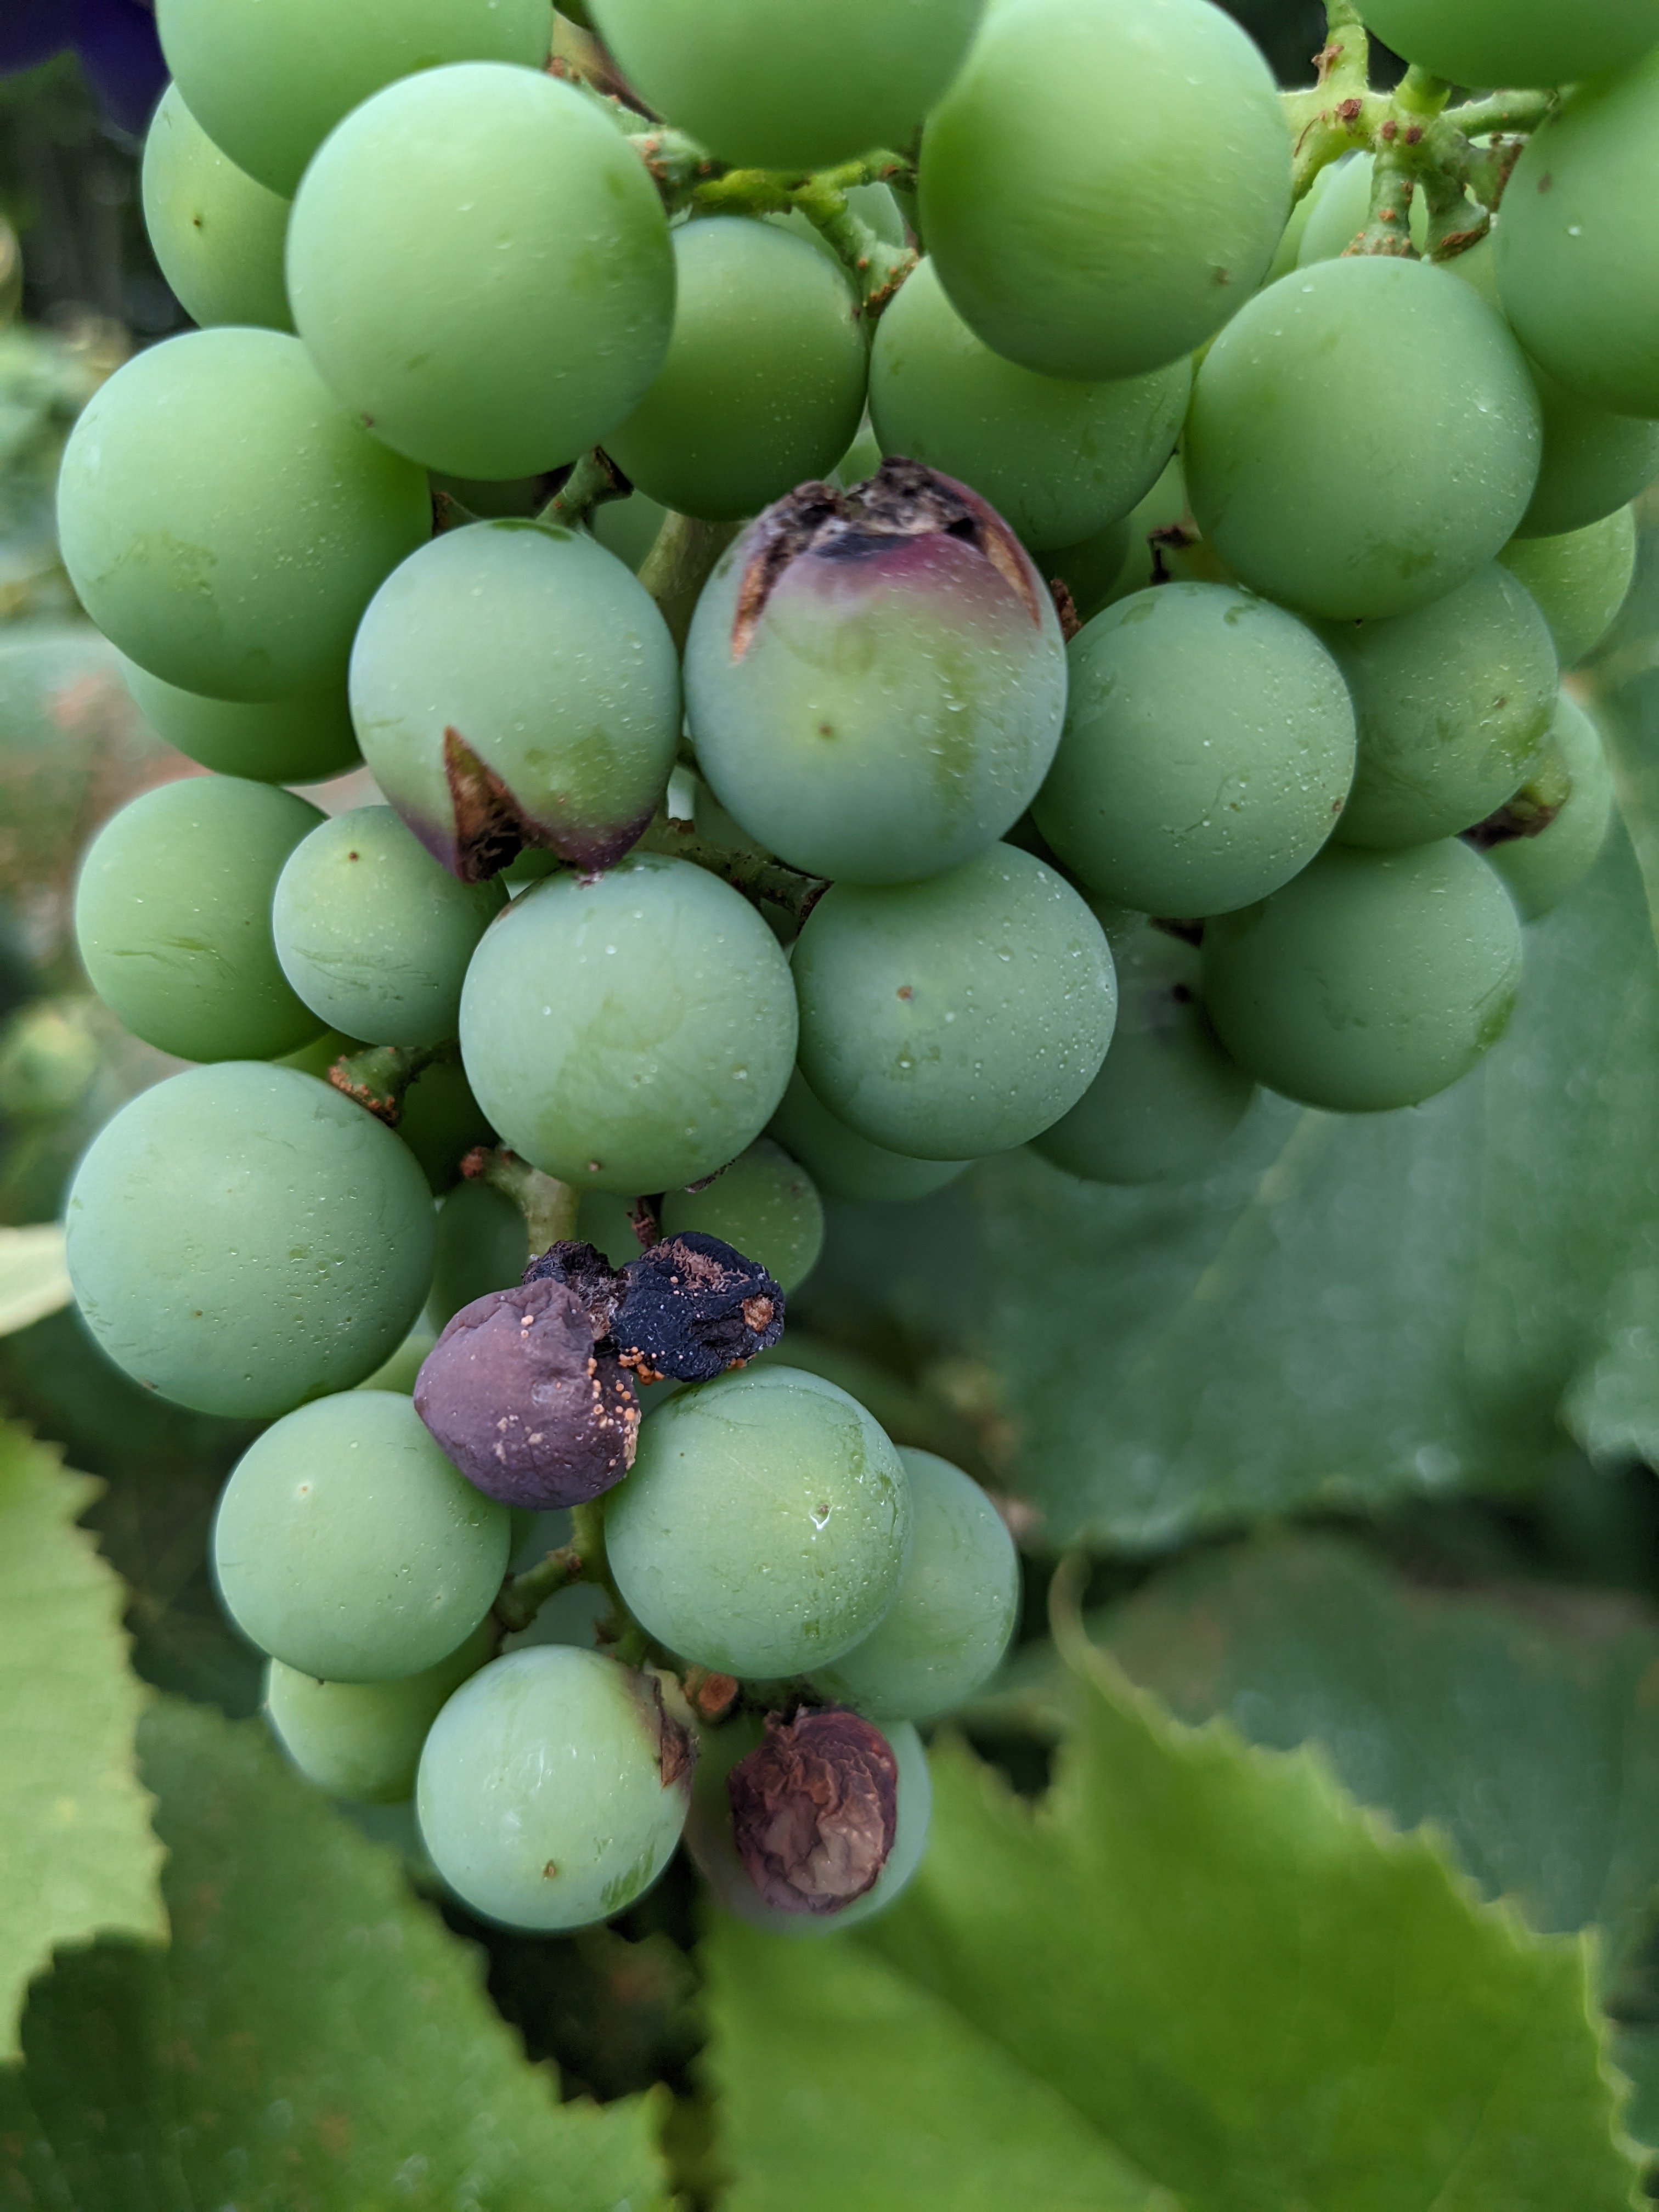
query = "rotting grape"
xmin=659 ymin=1139 xmax=825 ymax=1294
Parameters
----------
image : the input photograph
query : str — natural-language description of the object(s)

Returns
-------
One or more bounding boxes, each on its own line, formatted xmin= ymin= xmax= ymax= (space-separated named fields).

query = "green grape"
xmin=769 ymin=1069 xmax=973 ymax=1205
xmin=356 ymin=1321 xmax=438 ymax=1396
xmin=140 ymin=82 xmax=292 ymax=332
xmin=793 ymin=844 xmax=1116 ymax=1160
xmin=686 ymin=1710 xmax=932 ymax=1935
xmin=215 ymin=1390 xmax=510 ymax=1679
xmin=1266 ymin=160 xmax=1338 ymax=284
xmin=832 ymin=417 xmax=884 ymax=490
xmin=659 ymin=1139 xmax=825 ymax=1293
xmin=1030 ymin=921 xmax=1256 ymax=1186
xmin=605 ymin=218 xmax=868 ymax=526
xmin=396 ymin=1057 xmax=496 ymax=1194
xmin=1200 ymin=840 xmax=1524 ymax=1114
xmin=606 ymin=1364 xmax=912 ymax=1678
xmin=576 ymin=1190 xmax=647 ymax=1269
xmin=1497 ymin=54 xmax=1659 ymax=419
xmin=810 ymin=1449 xmax=1018 ymax=1723
xmin=1516 ymin=364 xmax=1659 ymax=541
xmin=1481 ymin=691 xmax=1615 ymax=923
xmin=459 ymin=854 xmax=797 ymax=1194
xmin=918 ymin=0 xmax=1290 ymax=381
xmin=1186 ymin=257 xmax=1541 ymax=622
xmin=1498 ymin=507 xmax=1638 ymax=669
xmin=56 ymin=328 xmax=429 ymax=702
xmin=1032 ymin=583 xmax=1356 ymax=916
xmin=588 ymin=0 xmax=981 ymax=171
xmin=416 ymin=1645 xmax=694 ymax=1931
xmin=287 ymin=66 xmax=675 ymax=479
xmin=272 ymin=806 xmax=507 ymax=1046
xmin=75 ymin=776 xmax=326 ymax=1062
xmin=1046 ymin=456 xmax=1189 ymax=627
xmin=120 ymin=656 xmax=360 ymax=784
xmin=1325 ymin=562 xmax=1557 ymax=850
xmin=156 ymin=0 xmax=554 ymax=196
xmin=868 ymin=256 xmax=1190 ymax=553
xmin=591 ymin=490 xmax=668 ymax=572
xmin=428 ymin=1177 xmax=528 ymax=1331
xmin=349 ymin=521 xmax=680 ymax=878
xmin=263 ymin=1621 xmax=494 ymax=1804
xmin=65 ymin=1061 xmax=435 ymax=1417
xmin=1357 ymin=0 xmax=1659 ymax=94
xmin=1041 ymin=517 xmax=1130 ymax=627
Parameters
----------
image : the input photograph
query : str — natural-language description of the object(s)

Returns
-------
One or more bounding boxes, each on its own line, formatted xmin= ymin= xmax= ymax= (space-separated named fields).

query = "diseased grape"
xmin=659 ymin=1139 xmax=825 ymax=1293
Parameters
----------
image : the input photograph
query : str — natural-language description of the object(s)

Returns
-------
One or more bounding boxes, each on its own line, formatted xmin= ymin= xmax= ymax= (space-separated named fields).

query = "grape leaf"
xmin=0 ymin=1418 xmax=162 ymax=2063
xmin=0 ymin=1697 xmax=668 ymax=2212
xmin=706 ymin=1633 xmax=1642 ymax=2210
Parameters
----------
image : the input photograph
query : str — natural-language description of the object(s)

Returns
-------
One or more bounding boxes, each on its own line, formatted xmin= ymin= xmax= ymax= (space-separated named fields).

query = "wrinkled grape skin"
xmin=1499 ymin=509 xmax=1638 ymax=671
xmin=795 ymin=846 xmax=1116 ymax=1160
xmin=868 ymin=257 xmax=1190 ymax=552
xmin=768 ymin=1070 xmax=973 ymax=1204
xmin=687 ymin=1711 xmax=932 ymax=1936
xmin=427 ymin=1178 xmax=528 ymax=1332
xmin=1186 ymin=258 xmax=1541 ymax=622
xmin=351 ymin=522 xmax=681 ymax=879
xmin=263 ymin=1621 xmax=495 ymax=1804
xmin=659 ymin=1139 xmax=825 ymax=1294
xmin=57 ymin=328 xmax=430 ymax=702
xmin=606 ymin=1365 xmax=912 ymax=1679
xmin=1325 ymin=563 xmax=1556 ymax=850
xmin=76 ymin=776 xmax=325 ymax=1063
xmin=1031 ymin=921 xmax=1256 ymax=1186
xmin=157 ymin=0 xmax=553 ymax=196
xmin=65 ymin=1062 xmax=435 ymax=1417
xmin=416 ymin=1645 xmax=694 ymax=1932
xmin=589 ymin=0 xmax=982 ymax=172
xmin=1483 ymin=691 xmax=1615 ymax=924
xmin=1498 ymin=55 xmax=1659 ymax=420
xmin=1359 ymin=0 xmax=1659 ymax=98
xmin=811 ymin=1449 xmax=1019 ymax=1723
xmin=140 ymin=82 xmax=292 ymax=332
xmin=1515 ymin=365 xmax=1659 ymax=542
xmin=120 ymin=657 xmax=360 ymax=784
xmin=273 ymin=806 xmax=507 ymax=1046
xmin=605 ymin=218 xmax=868 ymax=526
xmin=460 ymin=855 xmax=798 ymax=1195
xmin=919 ymin=0 xmax=1290 ymax=381
xmin=1033 ymin=583 xmax=1356 ymax=915
xmin=1201 ymin=841 xmax=1524 ymax=1115
xmin=287 ymin=66 xmax=675 ymax=480
xmin=215 ymin=1391 xmax=508 ymax=1681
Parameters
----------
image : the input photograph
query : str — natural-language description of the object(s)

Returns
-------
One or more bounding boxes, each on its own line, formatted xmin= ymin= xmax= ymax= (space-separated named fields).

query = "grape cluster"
xmin=53 ymin=0 xmax=1656 ymax=1932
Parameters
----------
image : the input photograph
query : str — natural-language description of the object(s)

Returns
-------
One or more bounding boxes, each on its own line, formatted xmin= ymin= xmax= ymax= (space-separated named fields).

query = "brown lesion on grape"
xmin=444 ymin=725 xmax=535 ymax=882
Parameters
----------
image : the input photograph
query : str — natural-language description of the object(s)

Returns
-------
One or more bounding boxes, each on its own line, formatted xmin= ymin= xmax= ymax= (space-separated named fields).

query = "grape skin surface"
xmin=659 ymin=1139 xmax=826 ymax=1294
xmin=55 ymin=328 xmax=430 ymax=703
xmin=427 ymin=1178 xmax=529 ymax=1333
xmin=75 ymin=776 xmax=326 ymax=1063
xmin=792 ymin=845 xmax=1117 ymax=1161
xmin=768 ymin=1070 xmax=973 ymax=1205
xmin=263 ymin=1620 xmax=495 ymax=1805
xmin=1360 ymin=0 xmax=1659 ymax=104
xmin=1515 ymin=364 xmax=1659 ymax=543
xmin=140 ymin=82 xmax=292 ymax=332
xmin=65 ymin=1062 xmax=435 ymax=1417
xmin=459 ymin=854 xmax=798 ymax=1195
xmin=1485 ymin=691 xmax=1616 ymax=924
xmin=1498 ymin=507 xmax=1638 ymax=671
xmin=605 ymin=1365 xmax=913 ymax=1680
xmin=120 ymin=656 xmax=360 ymax=784
xmin=416 ymin=1644 xmax=694 ymax=1932
xmin=213 ymin=1390 xmax=510 ymax=1681
xmin=811 ymin=1449 xmax=1020 ymax=1724
xmin=287 ymin=66 xmax=676 ymax=479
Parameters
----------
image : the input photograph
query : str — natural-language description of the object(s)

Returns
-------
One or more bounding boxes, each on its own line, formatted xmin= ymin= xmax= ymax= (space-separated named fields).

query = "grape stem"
xmin=493 ymin=1544 xmax=584 ymax=1634
xmin=636 ymin=809 xmax=828 ymax=925
xmin=460 ymin=1146 xmax=580 ymax=1258
xmin=328 ymin=1040 xmax=456 ymax=1126
xmin=636 ymin=510 xmax=741 ymax=650
xmin=535 ymin=447 xmax=633 ymax=532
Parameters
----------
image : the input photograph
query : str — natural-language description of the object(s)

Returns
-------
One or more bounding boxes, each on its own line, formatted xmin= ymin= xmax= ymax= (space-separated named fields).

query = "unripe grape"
xmin=684 ymin=462 xmax=1067 ymax=886
xmin=868 ymin=257 xmax=1189 ymax=552
xmin=606 ymin=1364 xmax=913 ymax=1679
xmin=769 ymin=1071 xmax=974 ymax=1206
xmin=1032 ymin=583 xmax=1356 ymax=915
xmin=918 ymin=0 xmax=1291 ymax=381
xmin=273 ymin=806 xmax=507 ymax=1046
xmin=1515 ymin=365 xmax=1659 ymax=542
xmin=263 ymin=1620 xmax=495 ymax=1805
xmin=1186 ymin=258 xmax=1541 ymax=622
xmin=351 ymin=521 xmax=681 ymax=881
xmin=120 ymin=657 xmax=360 ymax=785
xmin=588 ymin=0 xmax=982 ymax=172
xmin=396 ymin=1058 xmax=496 ymax=1195
xmin=794 ymin=845 xmax=1116 ymax=1161
xmin=65 ymin=1062 xmax=434 ymax=1417
xmin=428 ymin=1178 xmax=527 ymax=1333
xmin=214 ymin=1390 xmax=510 ymax=1679
xmin=1499 ymin=509 xmax=1637 ymax=670
xmin=57 ymin=329 xmax=430 ymax=703
xmin=1476 ymin=692 xmax=1615 ymax=924
xmin=1360 ymin=0 xmax=1659 ymax=101
xmin=659 ymin=1141 xmax=825 ymax=1294
xmin=592 ymin=490 xmax=668 ymax=573
xmin=76 ymin=776 xmax=326 ymax=1062
xmin=1201 ymin=841 xmax=1524 ymax=1114
xmin=416 ymin=1645 xmax=696 ymax=1932
xmin=605 ymin=217 xmax=868 ymax=526
xmin=140 ymin=82 xmax=291 ymax=332
xmin=287 ymin=66 xmax=675 ymax=479
xmin=1326 ymin=563 xmax=1557 ymax=850
xmin=1031 ymin=921 xmax=1256 ymax=1186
